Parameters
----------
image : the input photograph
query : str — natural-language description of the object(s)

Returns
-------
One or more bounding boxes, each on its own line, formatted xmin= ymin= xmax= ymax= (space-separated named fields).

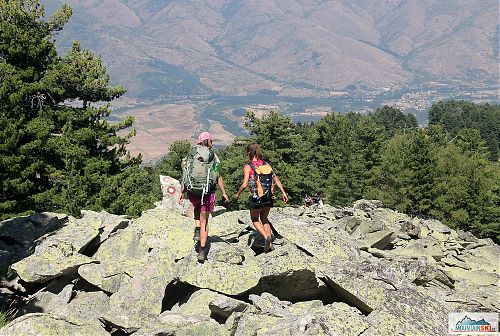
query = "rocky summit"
xmin=0 ymin=199 xmax=498 ymax=335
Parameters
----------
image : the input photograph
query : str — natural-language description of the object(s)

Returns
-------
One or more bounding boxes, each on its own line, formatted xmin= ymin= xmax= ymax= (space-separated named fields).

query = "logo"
xmin=449 ymin=313 xmax=498 ymax=334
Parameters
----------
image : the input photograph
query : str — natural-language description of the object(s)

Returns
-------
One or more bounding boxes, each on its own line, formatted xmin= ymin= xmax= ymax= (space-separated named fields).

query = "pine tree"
xmin=432 ymin=129 xmax=499 ymax=240
xmin=428 ymin=101 xmax=500 ymax=161
xmin=368 ymin=130 xmax=437 ymax=216
xmin=309 ymin=113 xmax=383 ymax=205
xmin=0 ymin=1 xmax=145 ymax=218
xmin=217 ymin=138 xmax=251 ymax=210
xmin=156 ymin=140 xmax=191 ymax=180
xmin=371 ymin=105 xmax=418 ymax=138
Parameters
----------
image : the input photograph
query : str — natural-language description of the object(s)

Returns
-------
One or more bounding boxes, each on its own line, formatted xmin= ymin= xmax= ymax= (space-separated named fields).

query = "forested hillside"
xmin=1 ymin=1 xmax=498 ymax=243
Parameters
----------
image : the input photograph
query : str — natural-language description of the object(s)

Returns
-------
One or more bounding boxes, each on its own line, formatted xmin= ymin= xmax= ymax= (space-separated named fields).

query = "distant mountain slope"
xmin=44 ymin=0 xmax=498 ymax=99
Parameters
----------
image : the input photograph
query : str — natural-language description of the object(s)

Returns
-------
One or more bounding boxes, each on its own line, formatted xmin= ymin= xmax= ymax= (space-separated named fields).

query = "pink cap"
xmin=197 ymin=131 xmax=213 ymax=144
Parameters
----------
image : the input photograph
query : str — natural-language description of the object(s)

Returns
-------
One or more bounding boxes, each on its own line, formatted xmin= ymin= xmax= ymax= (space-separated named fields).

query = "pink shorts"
xmin=187 ymin=192 xmax=215 ymax=212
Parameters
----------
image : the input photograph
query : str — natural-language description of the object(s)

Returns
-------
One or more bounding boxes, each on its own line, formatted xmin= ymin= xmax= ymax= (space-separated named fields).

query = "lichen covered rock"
xmin=101 ymin=253 xmax=176 ymax=332
xmin=0 ymin=313 xmax=108 ymax=336
xmin=79 ymin=209 xmax=190 ymax=292
xmin=176 ymin=241 xmax=261 ymax=295
xmin=3 ymin=201 xmax=498 ymax=336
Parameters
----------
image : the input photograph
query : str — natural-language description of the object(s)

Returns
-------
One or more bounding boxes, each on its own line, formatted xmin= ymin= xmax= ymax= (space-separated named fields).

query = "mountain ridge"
xmin=43 ymin=0 xmax=498 ymax=100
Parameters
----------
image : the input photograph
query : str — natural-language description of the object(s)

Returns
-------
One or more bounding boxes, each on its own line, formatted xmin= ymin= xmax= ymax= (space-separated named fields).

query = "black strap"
xmin=247 ymin=162 xmax=257 ymax=174
xmin=247 ymin=161 xmax=268 ymax=173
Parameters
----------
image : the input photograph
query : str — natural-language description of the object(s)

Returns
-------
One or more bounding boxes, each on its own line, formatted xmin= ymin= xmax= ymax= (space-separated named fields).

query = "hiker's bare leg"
xmin=260 ymin=207 xmax=272 ymax=238
xmin=260 ymin=207 xmax=273 ymax=251
xmin=194 ymin=206 xmax=201 ymax=228
xmin=250 ymin=209 xmax=268 ymax=239
xmin=200 ymin=211 xmax=209 ymax=247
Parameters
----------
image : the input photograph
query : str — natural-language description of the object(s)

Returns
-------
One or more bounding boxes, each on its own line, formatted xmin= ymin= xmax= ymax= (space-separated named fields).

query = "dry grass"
xmin=206 ymin=120 xmax=236 ymax=146
xmin=120 ymin=103 xmax=198 ymax=162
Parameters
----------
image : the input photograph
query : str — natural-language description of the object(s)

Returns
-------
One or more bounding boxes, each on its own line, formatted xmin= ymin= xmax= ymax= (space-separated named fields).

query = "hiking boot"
xmin=193 ymin=227 xmax=201 ymax=241
xmin=264 ymin=236 xmax=273 ymax=253
xmin=197 ymin=248 xmax=206 ymax=263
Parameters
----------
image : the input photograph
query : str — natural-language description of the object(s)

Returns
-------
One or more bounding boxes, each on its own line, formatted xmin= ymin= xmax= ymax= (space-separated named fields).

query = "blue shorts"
xmin=248 ymin=195 xmax=273 ymax=209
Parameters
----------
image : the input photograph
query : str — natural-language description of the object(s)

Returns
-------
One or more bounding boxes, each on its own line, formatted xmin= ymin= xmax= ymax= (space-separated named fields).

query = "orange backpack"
xmin=248 ymin=161 xmax=274 ymax=200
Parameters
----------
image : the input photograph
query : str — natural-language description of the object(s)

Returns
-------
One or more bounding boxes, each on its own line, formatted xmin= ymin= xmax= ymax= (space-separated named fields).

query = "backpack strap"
xmin=247 ymin=161 xmax=269 ymax=173
xmin=247 ymin=161 xmax=258 ymax=174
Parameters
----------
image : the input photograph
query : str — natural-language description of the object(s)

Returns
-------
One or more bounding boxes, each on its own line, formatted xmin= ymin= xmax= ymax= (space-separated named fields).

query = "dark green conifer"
xmin=0 ymin=0 xmax=152 ymax=218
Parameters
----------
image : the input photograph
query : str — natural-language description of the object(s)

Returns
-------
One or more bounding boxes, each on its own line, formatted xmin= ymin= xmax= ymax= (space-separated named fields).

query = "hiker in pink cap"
xmin=179 ymin=131 xmax=228 ymax=262
xmin=197 ymin=131 xmax=212 ymax=143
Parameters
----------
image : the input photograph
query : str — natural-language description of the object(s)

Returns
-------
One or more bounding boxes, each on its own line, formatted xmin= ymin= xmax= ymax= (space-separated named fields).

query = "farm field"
xmin=119 ymin=103 xmax=199 ymax=163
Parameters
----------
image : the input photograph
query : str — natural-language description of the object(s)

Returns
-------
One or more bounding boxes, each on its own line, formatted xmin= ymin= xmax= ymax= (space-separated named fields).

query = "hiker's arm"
xmin=273 ymin=175 xmax=288 ymax=203
xmin=234 ymin=165 xmax=251 ymax=199
xmin=217 ymin=176 xmax=229 ymax=202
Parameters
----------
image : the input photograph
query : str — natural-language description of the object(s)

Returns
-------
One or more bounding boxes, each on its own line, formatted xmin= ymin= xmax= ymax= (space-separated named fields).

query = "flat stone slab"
xmin=172 ymin=288 xmax=250 ymax=321
xmin=11 ymin=214 xmax=102 ymax=283
xmin=101 ymin=252 xmax=177 ymax=332
xmin=12 ymin=244 xmax=95 ymax=283
xmin=268 ymin=216 xmax=360 ymax=262
xmin=0 ymin=313 xmax=108 ymax=336
xmin=176 ymin=241 xmax=262 ymax=296
xmin=134 ymin=311 xmax=226 ymax=336
xmin=249 ymin=243 xmax=325 ymax=301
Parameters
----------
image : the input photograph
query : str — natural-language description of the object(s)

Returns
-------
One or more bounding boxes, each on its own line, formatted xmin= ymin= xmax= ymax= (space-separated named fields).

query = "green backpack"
xmin=181 ymin=145 xmax=219 ymax=199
